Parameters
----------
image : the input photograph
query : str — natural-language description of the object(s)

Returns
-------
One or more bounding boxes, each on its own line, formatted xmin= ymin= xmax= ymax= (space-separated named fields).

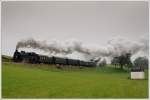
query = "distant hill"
xmin=2 ymin=55 xmax=12 ymax=62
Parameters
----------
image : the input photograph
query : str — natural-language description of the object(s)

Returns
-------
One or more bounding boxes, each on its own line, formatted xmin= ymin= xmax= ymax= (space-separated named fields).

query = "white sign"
xmin=131 ymin=72 xmax=144 ymax=79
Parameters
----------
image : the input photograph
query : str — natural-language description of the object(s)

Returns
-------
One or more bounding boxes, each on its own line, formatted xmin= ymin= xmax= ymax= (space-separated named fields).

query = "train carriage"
xmin=13 ymin=50 xmax=96 ymax=67
xmin=80 ymin=61 xmax=87 ymax=66
xmin=68 ymin=59 xmax=80 ymax=66
xmin=87 ymin=61 xmax=96 ymax=67
xmin=54 ymin=57 xmax=67 ymax=65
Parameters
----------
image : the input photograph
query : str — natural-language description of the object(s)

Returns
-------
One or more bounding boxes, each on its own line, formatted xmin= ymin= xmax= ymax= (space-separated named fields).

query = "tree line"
xmin=111 ymin=53 xmax=148 ymax=70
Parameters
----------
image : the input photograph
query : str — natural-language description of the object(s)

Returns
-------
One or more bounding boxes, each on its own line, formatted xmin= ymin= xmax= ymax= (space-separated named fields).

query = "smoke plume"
xmin=16 ymin=36 xmax=148 ymax=62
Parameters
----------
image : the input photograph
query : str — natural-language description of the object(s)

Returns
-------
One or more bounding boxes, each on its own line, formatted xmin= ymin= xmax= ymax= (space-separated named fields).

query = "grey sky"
xmin=2 ymin=1 xmax=149 ymax=56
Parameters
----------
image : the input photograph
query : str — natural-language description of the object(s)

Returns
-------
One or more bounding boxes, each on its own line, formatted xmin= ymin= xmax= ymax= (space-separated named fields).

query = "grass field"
xmin=2 ymin=62 xmax=148 ymax=98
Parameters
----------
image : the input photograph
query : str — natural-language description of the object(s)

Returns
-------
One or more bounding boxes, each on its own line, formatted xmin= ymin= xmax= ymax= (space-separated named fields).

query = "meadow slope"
xmin=2 ymin=62 xmax=148 ymax=98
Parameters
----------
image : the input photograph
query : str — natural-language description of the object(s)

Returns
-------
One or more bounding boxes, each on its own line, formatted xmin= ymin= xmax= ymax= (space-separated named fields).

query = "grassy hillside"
xmin=2 ymin=62 xmax=148 ymax=98
xmin=2 ymin=55 xmax=12 ymax=62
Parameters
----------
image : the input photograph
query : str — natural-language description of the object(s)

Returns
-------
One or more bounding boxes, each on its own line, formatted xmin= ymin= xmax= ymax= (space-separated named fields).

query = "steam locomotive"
xmin=13 ymin=50 xmax=96 ymax=67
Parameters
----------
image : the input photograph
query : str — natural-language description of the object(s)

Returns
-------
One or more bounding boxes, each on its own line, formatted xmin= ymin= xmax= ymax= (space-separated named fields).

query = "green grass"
xmin=2 ymin=62 xmax=148 ymax=98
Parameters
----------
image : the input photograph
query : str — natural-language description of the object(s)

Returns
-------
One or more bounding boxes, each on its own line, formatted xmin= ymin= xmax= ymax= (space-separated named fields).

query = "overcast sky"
xmin=2 ymin=1 xmax=149 ymax=56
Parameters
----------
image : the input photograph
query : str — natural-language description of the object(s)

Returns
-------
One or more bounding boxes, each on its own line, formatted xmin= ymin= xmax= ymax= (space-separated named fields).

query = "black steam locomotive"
xmin=13 ymin=50 xmax=96 ymax=67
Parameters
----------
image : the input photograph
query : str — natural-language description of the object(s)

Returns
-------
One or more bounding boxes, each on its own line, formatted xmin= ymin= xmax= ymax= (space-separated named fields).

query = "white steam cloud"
xmin=16 ymin=35 xmax=148 ymax=63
